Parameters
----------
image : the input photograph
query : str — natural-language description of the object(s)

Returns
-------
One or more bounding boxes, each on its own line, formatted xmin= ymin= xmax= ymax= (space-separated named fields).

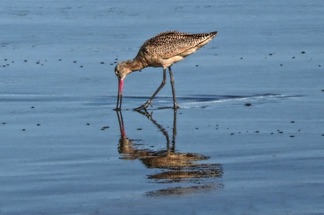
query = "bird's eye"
xmin=114 ymin=65 xmax=119 ymax=76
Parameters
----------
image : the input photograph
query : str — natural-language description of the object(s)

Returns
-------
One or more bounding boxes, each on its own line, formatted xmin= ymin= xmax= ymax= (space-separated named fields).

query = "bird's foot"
xmin=173 ymin=104 xmax=180 ymax=110
xmin=134 ymin=101 xmax=151 ymax=111
xmin=134 ymin=108 xmax=153 ymax=119
xmin=134 ymin=101 xmax=179 ymax=111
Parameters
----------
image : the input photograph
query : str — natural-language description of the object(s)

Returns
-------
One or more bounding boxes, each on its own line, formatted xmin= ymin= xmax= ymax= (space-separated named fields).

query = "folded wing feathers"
xmin=140 ymin=31 xmax=216 ymax=59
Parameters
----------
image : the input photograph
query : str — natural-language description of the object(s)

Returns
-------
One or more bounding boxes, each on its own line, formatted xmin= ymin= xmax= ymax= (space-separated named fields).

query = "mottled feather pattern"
xmin=136 ymin=31 xmax=217 ymax=60
xmin=114 ymin=30 xmax=217 ymax=110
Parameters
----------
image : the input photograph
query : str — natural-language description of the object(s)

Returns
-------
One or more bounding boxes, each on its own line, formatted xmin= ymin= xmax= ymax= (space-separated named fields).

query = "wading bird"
xmin=114 ymin=31 xmax=218 ymax=110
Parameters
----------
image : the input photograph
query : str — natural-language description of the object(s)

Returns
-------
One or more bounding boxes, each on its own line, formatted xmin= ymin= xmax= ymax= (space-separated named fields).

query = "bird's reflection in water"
xmin=116 ymin=110 xmax=223 ymax=196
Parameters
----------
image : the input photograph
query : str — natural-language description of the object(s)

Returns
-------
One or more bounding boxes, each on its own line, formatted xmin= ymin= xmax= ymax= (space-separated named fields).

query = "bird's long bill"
xmin=116 ymin=79 xmax=124 ymax=110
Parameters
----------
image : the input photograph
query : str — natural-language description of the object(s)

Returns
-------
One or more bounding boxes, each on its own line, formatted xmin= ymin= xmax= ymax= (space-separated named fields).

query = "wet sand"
xmin=1 ymin=0 xmax=324 ymax=214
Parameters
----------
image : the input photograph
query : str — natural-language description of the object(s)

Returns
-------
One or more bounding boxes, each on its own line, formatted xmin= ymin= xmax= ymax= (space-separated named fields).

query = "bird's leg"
xmin=168 ymin=67 xmax=179 ymax=109
xmin=134 ymin=68 xmax=167 ymax=110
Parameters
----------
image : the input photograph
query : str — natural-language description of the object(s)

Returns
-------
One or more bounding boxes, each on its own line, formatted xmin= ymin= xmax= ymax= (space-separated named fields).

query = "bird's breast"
xmin=162 ymin=55 xmax=184 ymax=68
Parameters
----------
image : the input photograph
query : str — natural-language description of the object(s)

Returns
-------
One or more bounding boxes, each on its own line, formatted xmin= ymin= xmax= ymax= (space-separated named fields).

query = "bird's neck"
xmin=126 ymin=58 xmax=147 ymax=72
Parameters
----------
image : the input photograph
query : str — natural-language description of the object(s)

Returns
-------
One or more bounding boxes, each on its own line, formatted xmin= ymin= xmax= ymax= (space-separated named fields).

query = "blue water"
xmin=1 ymin=0 xmax=323 ymax=214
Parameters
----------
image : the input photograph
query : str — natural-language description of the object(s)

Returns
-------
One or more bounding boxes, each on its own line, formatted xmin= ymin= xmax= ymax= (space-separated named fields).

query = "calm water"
xmin=1 ymin=0 xmax=323 ymax=214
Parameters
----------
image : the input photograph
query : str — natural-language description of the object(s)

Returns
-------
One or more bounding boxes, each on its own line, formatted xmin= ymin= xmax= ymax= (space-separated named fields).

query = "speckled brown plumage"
xmin=136 ymin=31 xmax=217 ymax=61
xmin=114 ymin=31 xmax=218 ymax=110
xmin=115 ymin=31 xmax=218 ymax=78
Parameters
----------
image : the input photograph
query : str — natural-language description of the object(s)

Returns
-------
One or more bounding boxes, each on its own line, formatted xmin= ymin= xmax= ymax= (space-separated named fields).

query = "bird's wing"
xmin=140 ymin=31 xmax=212 ymax=59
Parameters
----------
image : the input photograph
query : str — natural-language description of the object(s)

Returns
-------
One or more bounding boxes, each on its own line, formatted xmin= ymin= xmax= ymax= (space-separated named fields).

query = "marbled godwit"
xmin=114 ymin=31 xmax=218 ymax=110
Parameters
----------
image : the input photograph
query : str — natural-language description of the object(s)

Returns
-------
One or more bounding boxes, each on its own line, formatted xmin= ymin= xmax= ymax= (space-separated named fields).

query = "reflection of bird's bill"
xmin=115 ymin=110 xmax=126 ymax=137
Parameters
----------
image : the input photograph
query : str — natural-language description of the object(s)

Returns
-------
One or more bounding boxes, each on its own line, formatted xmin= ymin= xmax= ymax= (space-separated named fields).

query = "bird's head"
xmin=114 ymin=59 xmax=145 ymax=110
xmin=114 ymin=60 xmax=133 ymax=110
xmin=114 ymin=60 xmax=133 ymax=80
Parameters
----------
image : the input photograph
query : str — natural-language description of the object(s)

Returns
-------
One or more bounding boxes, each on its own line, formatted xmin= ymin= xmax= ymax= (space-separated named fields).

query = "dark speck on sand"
xmin=101 ymin=126 xmax=110 ymax=131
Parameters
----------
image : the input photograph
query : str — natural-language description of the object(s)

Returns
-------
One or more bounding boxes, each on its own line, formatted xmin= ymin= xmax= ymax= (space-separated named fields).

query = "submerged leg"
xmin=134 ymin=68 xmax=167 ymax=110
xmin=168 ymin=67 xmax=179 ymax=109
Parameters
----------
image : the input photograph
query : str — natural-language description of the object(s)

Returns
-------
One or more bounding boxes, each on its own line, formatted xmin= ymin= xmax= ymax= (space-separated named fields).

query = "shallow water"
xmin=1 ymin=0 xmax=324 ymax=214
